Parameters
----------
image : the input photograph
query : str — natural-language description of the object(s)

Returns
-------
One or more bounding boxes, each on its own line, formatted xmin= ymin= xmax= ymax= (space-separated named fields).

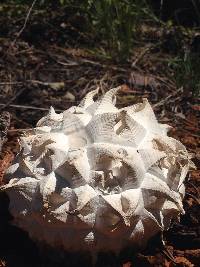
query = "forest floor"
xmin=0 ymin=3 xmax=199 ymax=267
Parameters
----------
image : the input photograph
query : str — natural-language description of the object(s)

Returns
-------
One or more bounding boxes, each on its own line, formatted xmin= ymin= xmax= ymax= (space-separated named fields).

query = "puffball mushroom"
xmin=1 ymin=87 xmax=193 ymax=254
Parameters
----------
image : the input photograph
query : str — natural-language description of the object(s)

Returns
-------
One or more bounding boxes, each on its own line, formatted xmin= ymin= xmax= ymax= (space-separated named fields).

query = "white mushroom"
xmin=1 ymin=87 xmax=193 ymax=255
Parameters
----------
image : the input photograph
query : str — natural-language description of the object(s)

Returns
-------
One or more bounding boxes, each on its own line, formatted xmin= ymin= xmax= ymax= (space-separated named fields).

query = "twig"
xmin=46 ymin=48 xmax=128 ymax=72
xmin=0 ymin=82 xmax=23 ymax=85
xmin=79 ymin=58 xmax=128 ymax=72
xmin=46 ymin=53 xmax=79 ymax=67
xmin=0 ymin=88 xmax=27 ymax=111
xmin=186 ymin=180 xmax=200 ymax=198
xmin=153 ymin=87 xmax=183 ymax=108
xmin=12 ymin=0 xmax=38 ymax=45
xmin=162 ymin=248 xmax=177 ymax=265
xmin=27 ymin=79 xmax=65 ymax=87
xmin=0 ymin=80 xmax=63 ymax=87
xmin=0 ymin=104 xmax=64 ymax=112
xmin=186 ymin=192 xmax=200 ymax=205
xmin=132 ymin=45 xmax=151 ymax=67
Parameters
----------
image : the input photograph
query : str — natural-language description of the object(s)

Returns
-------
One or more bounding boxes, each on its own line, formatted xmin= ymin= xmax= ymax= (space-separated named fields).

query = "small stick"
xmin=0 ymin=82 xmax=23 ymax=85
xmin=186 ymin=180 xmax=200 ymax=198
xmin=132 ymin=45 xmax=151 ymax=67
xmin=186 ymin=192 xmax=200 ymax=205
xmin=0 ymin=104 xmax=64 ymax=112
xmin=162 ymin=248 xmax=177 ymax=265
xmin=0 ymin=88 xmax=27 ymax=111
xmin=12 ymin=0 xmax=38 ymax=45
xmin=153 ymin=87 xmax=183 ymax=108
